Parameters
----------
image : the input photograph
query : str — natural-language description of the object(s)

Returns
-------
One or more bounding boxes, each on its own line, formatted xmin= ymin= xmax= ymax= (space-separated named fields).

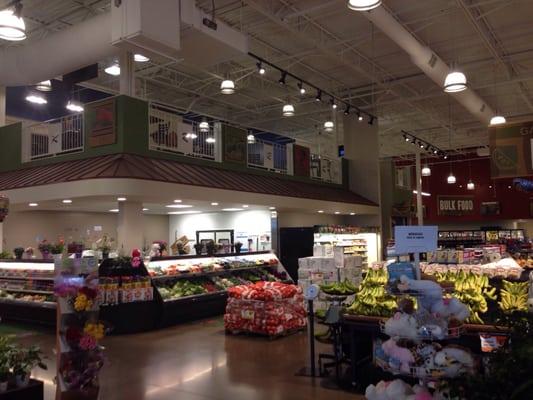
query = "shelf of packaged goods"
xmin=0 ymin=297 xmax=56 ymax=308
xmin=162 ymin=290 xmax=228 ymax=303
xmin=0 ymin=287 xmax=53 ymax=294
xmin=150 ymin=264 xmax=277 ymax=282
xmin=0 ymin=275 xmax=55 ymax=281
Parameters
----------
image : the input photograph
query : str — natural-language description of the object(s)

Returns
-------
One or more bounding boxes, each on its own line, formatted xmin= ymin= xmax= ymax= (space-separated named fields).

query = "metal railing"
xmin=21 ymin=114 xmax=84 ymax=163
xmin=311 ymin=154 xmax=342 ymax=184
xmin=247 ymin=138 xmax=288 ymax=174
xmin=148 ymin=105 xmax=217 ymax=161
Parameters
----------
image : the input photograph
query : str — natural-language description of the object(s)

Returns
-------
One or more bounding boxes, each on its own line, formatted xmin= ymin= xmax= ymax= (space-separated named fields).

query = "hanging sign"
xmin=263 ymin=143 xmax=274 ymax=169
xmin=394 ymin=225 xmax=438 ymax=254
xmin=490 ymin=121 xmax=533 ymax=178
xmin=438 ymin=195 xmax=475 ymax=216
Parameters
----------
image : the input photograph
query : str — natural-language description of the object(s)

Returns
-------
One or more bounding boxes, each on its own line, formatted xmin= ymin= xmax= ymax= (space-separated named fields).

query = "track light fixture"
xmin=315 ymin=90 xmax=322 ymax=102
xmin=331 ymin=98 xmax=337 ymax=109
xmin=402 ymin=130 xmax=447 ymax=159
xmin=358 ymin=112 xmax=363 ymax=122
xmin=278 ymin=71 xmax=287 ymax=85
xmin=297 ymin=82 xmax=306 ymax=95
xmin=344 ymin=105 xmax=350 ymax=115
xmin=368 ymin=116 xmax=374 ymax=125
xmin=257 ymin=62 xmax=265 ymax=75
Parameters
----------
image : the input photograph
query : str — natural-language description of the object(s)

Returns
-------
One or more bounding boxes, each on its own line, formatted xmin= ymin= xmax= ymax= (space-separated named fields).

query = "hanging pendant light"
xmin=324 ymin=121 xmax=334 ymax=132
xmin=25 ymin=94 xmax=47 ymax=105
xmin=199 ymin=120 xmax=209 ymax=133
xmin=447 ymin=172 xmax=456 ymax=184
xmin=444 ymin=70 xmax=467 ymax=93
xmin=421 ymin=165 xmax=431 ymax=177
xmin=105 ymin=63 xmax=121 ymax=76
xmin=282 ymin=103 xmax=295 ymax=117
xmin=490 ymin=115 xmax=506 ymax=126
xmin=0 ymin=3 xmax=26 ymax=42
xmin=36 ymin=80 xmax=52 ymax=92
xmin=206 ymin=137 xmax=216 ymax=144
xmin=247 ymin=134 xmax=256 ymax=144
xmin=66 ymin=100 xmax=84 ymax=113
xmin=467 ymin=180 xmax=475 ymax=190
xmin=347 ymin=0 xmax=382 ymax=11
xmin=220 ymin=79 xmax=235 ymax=94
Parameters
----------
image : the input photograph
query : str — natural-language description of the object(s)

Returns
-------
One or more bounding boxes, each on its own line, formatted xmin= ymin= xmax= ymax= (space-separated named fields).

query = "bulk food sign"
xmin=438 ymin=195 xmax=475 ymax=216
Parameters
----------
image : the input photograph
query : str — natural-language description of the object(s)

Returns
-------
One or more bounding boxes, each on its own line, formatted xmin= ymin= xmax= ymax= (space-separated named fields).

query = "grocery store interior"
xmin=0 ymin=1 xmax=533 ymax=399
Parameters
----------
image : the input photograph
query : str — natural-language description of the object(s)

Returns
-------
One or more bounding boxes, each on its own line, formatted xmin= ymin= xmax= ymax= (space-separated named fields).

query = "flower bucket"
xmin=15 ymin=372 xmax=30 ymax=388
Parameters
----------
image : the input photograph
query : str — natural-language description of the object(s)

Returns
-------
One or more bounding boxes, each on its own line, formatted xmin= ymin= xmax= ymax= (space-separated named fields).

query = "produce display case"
xmin=0 ymin=259 xmax=56 ymax=326
xmin=147 ymin=251 xmax=290 ymax=327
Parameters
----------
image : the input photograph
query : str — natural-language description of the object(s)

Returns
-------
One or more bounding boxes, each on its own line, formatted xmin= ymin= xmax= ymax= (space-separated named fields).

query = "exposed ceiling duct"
xmin=362 ymin=5 xmax=494 ymax=125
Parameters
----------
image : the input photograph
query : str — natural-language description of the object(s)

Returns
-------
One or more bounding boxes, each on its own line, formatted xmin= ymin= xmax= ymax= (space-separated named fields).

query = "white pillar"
xmin=117 ymin=201 xmax=143 ymax=255
xmin=415 ymin=151 xmax=423 ymax=226
xmin=0 ymin=222 xmax=3 ymax=252
xmin=0 ymin=86 xmax=6 ymax=126
xmin=119 ymin=51 xmax=135 ymax=96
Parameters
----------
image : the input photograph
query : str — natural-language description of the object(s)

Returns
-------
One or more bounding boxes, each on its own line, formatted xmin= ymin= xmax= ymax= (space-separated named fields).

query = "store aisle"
xmin=21 ymin=318 xmax=364 ymax=400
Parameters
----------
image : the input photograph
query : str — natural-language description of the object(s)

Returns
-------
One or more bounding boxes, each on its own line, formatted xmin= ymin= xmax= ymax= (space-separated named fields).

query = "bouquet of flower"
xmin=65 ymin=322 xmax=105 ymax=351
xmin=50 ymin=239 xmax=65 ymax=255
xmin=60 ymin=348 xmax=104 ymax=392
xmin=38 ymin=240 xmax=52 ymax=256
xmin=94 ymin=235 xmax=115 ymax=252
xmin=73 ymin=287 xmax=97 ymax=313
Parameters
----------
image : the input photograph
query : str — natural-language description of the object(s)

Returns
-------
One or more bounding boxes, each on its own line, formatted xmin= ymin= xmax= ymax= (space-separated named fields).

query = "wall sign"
xmin=490 ymin=121 xmax=533 ymax=178
xmin=394 ymin=225 xmax=438 ymax=254
xmin=438 ymin=195 xmax=475 ymax=216
xmin=223 ymin=125 xmax=247 ymax=165
xmin=86 ymin=98 xmax=116 ymax=148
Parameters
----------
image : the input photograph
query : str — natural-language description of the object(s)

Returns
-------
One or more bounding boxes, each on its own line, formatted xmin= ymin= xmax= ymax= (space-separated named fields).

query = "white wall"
xmin=168 ymin=210 xmax=272 ymax=252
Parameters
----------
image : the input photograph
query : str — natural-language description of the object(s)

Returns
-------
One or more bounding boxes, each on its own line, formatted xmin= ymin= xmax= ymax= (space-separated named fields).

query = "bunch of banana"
xmin=320 ymin=279 xmax=359 ymax=295
xmin=363 ymin=268 xmax=388 ymax=285
xmin=345 ymin=268 xmax=398 ymax=317
xmin=499 ymin=280 xmax=529 ymax=312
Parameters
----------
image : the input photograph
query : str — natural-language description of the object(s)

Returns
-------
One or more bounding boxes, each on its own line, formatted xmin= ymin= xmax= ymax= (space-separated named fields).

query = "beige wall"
xmin=2 ymin=210 xmax=169 ymax=252
xmin=277 ymin=211 xmax=348 ymax=228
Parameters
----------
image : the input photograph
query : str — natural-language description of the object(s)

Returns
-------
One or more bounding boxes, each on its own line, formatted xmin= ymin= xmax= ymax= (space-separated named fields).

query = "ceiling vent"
xmin=428 ymin=53 xmax=438 ymax=68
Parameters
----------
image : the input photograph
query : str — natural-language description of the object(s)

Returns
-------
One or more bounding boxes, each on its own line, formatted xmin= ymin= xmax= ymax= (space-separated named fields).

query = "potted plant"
xmin=0 ymin=251 xmax=11 ymax=260
xmin=13 ymin=247 xmax=24 ymax=260
xmin=38 ymin=240 xmax=52 ymax=259
xmin=11 ymin=345 xmax=46 ymax=388
xmin=234 ymin=242 xmax=243 ymax=254
xmin=95 ymin=235 xmax=114 ymax=260
xmin=0 ymin=337 xmax=14 ymax=392
xmin=205 ymin=240 xmax=216 ymax=256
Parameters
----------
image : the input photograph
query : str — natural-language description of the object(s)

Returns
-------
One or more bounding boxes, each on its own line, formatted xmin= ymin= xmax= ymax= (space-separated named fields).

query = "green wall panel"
xmin=0 ymin=122 xmax=22 ymax=172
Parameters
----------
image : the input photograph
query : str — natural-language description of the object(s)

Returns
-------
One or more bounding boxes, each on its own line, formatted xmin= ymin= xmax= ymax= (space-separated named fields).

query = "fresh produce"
xmin=156 ymin=279 xmax=209 ymax=300
xmin=346 ymin=268 xmax=398 ymax=317
xmin=498 ymin=280 xmax=529 ymax=312
xmin=320 ymin=279 xmax=358 ymax=295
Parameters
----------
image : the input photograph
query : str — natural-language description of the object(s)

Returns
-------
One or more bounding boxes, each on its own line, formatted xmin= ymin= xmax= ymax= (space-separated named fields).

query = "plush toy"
xmin=431 ymin=297 xmax=470 ymax=322
xmin=406 ymin=385 xmax=434 ymax=400
xmin=365 ymin=379 xmax=413 ymax=400
xmin=384 ymin=312 xmax=419 ymax=341
xmin=149 ymin=243 xmax=161 ymax=258
xmin=434 ymin=345 xmax=474 ymax=377
xmin=398 ymin=276 xmax=443 ymax=311
xmin=382 ymin=339 xmax=415 ymax=373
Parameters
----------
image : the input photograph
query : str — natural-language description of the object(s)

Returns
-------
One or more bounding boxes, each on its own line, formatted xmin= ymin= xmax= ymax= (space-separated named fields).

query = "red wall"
xmin=420 ymin=157 xmax=532 ymax=222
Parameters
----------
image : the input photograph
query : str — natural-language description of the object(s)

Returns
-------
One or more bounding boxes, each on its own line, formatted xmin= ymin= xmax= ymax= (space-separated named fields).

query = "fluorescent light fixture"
xmin=206 ymin=137 xmax=216 ymax=144
xmin=444 ymin=71 xmax=467 ymax=93
xmin=242 ymin=205 xmax=249 ymax=208
xmin=412 ymin=190 xmax=431 ymax=197
xmin=174 ymin=199 xmax=182 ymax=203
xmin=467 ymin=181 xmax=475 ymax=190
xmin=490 ymin=115 xmax=506 ymax=126
xmin=211 ymin=202 xmax=219 ymax=206
xmin=282 ymin=103 xmax=295 ymax=117
xmin=104 ymin=63 xmax=120 ymax=76
xmin=109 ymin=209 xmax=119 ymax=213
xmin=62 ymin=199 xmax=72 ymax=204
xmin=117 ymin=197 xmax=127 ymax=201
xmin=165 ymin=204 xmax=193 ymax=209
xmin=28 ymin=203 xmax=38 ymax=207
xmin=25 ymin=94 xmax=47 ymax=104
xmin=334 ymin=211 xmax=340 ymax=214
xmin=185 ymin=132 xmax=198 ymax=140
xmin=421 ymin=165 xmax=431 ymax=176
xmin=318 ymin=210 xmax=324 ymax=213
xmin=447 ymin=173 xmax=457 ymax=184
xmin=66 ymin=100 xmax=83 ymax=113
xmin=350 ymin=212 xmax=356 ymax=216
xmin=269 ymin=207 xmax=276 ymax=210
xmin=0 ymin=8 xmax=26 ymax=41
xmin=134 ymin=54 xmax=150 ymax=62
xmin=142 ymin=208 xmax=149 ymax=211
xmin=167 ymin=210 xmax=202 ymax=215
xmin=222 ymin=208 xmax=244 ymax=212
xmin=199 ymin=120 xmax=209 ymax=132
xmin=347 ymin=0 xmax=382 ymax=11
xmin=36 ymin=80 xmax=52 ymax=92
xmin=220 ymin=79 xmax=235 ymax=94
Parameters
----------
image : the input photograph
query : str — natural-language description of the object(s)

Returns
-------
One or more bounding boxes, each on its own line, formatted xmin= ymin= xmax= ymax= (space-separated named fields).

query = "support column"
xmin=0 ymin=222 xmax=3 ymax=252
xmin=415 ymin=152 xmax=423 ymax=225
xmin=117 ymin=201 xmax=143 ymax=255
xmin=0 ymin=86 xmax=6 ymax=126
xmin=119 ymin=51 xmax=135 ymax=96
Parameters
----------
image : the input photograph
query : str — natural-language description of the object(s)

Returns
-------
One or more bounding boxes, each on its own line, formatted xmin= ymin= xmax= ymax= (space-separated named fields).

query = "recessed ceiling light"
xmin=117 ymin=197 xmax=127 ymax=201
xmin=211 ymin=202 xmax=219 ymax=206
xmin=318 ymin=210 xmax=324 ymax=213
xmin=28 ymin=203 xmax=38 ymax=207
xmin=142 ymin=208 xmax=149 ymax=211
xmin=165 ymin=204 xmax=193 ymax=208
xmin=242 ymin=205 xmax=249 ymax=208
xmin=62 ymin=199 xmax=72 ymax=204
xmin=109 ymin=209 xmax=119 ymax=213
xmin=104 ymin=63 xmax=120 ymax=76
xmin=269 ymin=207 xmax=276 ymax=210
xmin=25 ymin=94 xmax=47 ymax=104
xmin=167 ymin=210 xmax=202 ymax=215
xmin=174 ymin=199 xmax=182 ymax=203
xmin=222 ymin=208 xmax=244 ymax=212
xmin=350 ymin=212 xmax=355 ymax=216
xmin=334 ymin=211 xmax=340 ymax=214
xmin=134 ymin=54 xmax=150 ymax=62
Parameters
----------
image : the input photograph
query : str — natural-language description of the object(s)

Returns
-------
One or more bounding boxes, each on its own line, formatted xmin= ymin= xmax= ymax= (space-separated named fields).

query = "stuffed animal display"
xmin=398 ymin=275 xmax=443 ymax=311
xmin=365 ymin=380 xmax=442 ymax=400
xmin=384 ymin=312 xmax=419 ymax=341
xmin=382 ymin=339 xmax=415 ymax=373
xmin=431 ymin=297 xmax=470 ymax=321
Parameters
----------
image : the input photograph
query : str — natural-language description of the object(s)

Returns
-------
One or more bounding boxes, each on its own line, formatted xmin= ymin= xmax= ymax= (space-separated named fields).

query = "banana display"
xmin=346 ymin=269 xmax=398 ymax=317
xmin=434 ymin=271 xmax=496 ymax=324
xmin=499 ymin=280 xmax=529 ymax=312
xmin=320 ymin=279 xmax=359 ymax=296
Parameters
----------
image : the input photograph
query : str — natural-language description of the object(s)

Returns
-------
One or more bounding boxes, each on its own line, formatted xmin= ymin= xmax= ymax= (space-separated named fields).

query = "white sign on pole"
xmin=394 ymin=225 xmax=438 ymax=254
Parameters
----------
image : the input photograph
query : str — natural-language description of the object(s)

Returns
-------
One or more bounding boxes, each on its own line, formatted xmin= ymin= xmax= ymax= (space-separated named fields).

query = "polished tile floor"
xmin=20 ymin=319 xmax=365 ymax=400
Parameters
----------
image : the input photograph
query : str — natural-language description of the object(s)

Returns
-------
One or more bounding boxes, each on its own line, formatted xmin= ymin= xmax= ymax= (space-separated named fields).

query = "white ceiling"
xmin=3 ymin=0 xmax=533 ymax=158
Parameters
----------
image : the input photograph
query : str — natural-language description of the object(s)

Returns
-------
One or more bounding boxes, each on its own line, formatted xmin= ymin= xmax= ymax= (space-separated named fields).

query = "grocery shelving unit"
xmin=0 ymin=259 xmax=56 ymax=326
xmin=147 ymin=251 xmax=290 ymax=326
